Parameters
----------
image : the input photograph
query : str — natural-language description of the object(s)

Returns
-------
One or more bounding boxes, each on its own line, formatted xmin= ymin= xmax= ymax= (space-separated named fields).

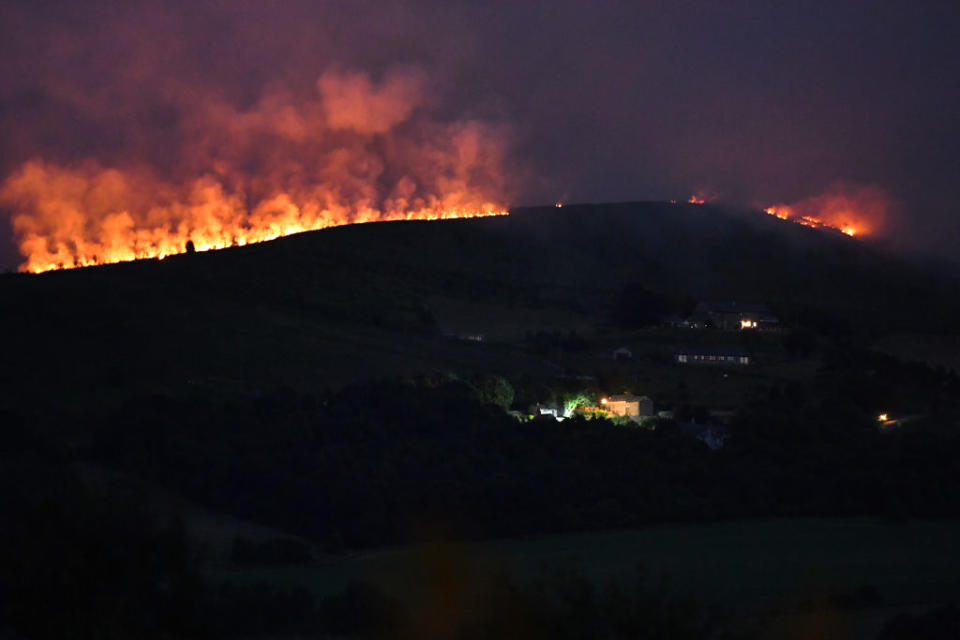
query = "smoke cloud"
xmin=0 ymin=62 xmax=508 ymax=271
xmin=1 ymin=0 xmax=958 ymax=268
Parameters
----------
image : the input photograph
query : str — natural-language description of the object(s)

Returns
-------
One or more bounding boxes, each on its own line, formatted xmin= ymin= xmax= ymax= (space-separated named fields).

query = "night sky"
xmin=1 ymin=0 xmax=958 ymax=268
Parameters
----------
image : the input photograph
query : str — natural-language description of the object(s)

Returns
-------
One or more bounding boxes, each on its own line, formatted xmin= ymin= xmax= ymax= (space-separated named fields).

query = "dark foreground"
xmin=2 ymin=203 xmax=959 ymax=637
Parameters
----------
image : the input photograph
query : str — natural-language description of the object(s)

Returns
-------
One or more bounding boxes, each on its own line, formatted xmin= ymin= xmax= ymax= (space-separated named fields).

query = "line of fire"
xmin=7 ymin=196 xmax=870 ymax=274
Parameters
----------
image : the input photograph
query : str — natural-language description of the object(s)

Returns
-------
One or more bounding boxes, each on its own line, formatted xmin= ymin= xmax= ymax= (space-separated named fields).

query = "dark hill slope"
xmin=1 ymin=201 xmax=957 ymax=427
xmin=507 ymin=203 xmax=959 ymax=330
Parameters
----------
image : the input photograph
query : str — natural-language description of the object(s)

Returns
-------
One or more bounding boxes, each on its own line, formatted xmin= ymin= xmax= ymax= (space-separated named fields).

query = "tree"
xmin=470 ymin=374 xmax=515 ymax=410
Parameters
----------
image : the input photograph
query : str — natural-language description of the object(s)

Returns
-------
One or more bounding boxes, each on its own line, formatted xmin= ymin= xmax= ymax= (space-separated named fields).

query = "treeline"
xmin=3 ymin=345 xmax=960 ymax=637
xmin=64 ymin=346 xmax=960 ymax=551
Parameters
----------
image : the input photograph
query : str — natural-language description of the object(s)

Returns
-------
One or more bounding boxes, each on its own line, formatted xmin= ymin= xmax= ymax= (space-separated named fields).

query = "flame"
xmin=1 ymin=68 xmax=509 ymax=273
xmin=764 ymin=205 xmax=860 ymax=237
xmin=6 ymin=179 xmax=506 ymax=273
xmin=688 ymin=189 xmax=718 ymax=205
xmin=4 ymin=164 xmax=507 ymax=273
xmin=762 ymin=185 xmax=890 ymax=239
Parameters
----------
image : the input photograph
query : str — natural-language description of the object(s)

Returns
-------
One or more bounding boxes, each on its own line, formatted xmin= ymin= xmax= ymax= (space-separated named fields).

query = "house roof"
xmin=608 ymin=394 xmax=651 ymax=402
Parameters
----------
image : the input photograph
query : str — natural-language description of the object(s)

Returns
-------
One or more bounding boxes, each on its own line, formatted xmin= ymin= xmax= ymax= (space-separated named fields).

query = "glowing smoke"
xmin=1 ymin=68 xmax=509 ymax=272
xmin=763 ymin=183 xmax=892 ymax=238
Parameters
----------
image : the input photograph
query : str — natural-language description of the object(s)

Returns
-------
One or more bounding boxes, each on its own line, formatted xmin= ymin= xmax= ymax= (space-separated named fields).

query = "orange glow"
xmin=2 ymin=163 xmax=507 ymax=273
xmin=740 ymin=319 xmax=757 ymax=329
xmin=761 ymin=185 xmax=890 ymax=239
xmin=763 ymin=205 xmax=863 ymax=237
xmin=1 ymin=68 xmax=510 ymax=273
xmin=878 ymin=413 xmax=889 ymax=422
xmin=688 ymin=189 xmax=718 ymax=205
xmin=3 ymin=164 xmax=507 ymax=273
xmin=555 ymin=202 xmax=564 ymax=208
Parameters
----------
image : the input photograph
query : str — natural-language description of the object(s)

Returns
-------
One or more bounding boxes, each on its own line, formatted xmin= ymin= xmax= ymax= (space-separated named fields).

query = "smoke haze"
xmin=1 ymin=0 xmax=958 ymax=268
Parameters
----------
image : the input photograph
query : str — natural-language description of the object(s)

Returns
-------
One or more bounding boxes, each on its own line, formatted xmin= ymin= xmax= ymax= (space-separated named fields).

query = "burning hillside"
xmin=0 ymin=69 xmax=509 ymax=273
xmin=762 ymin=185 xmax=890 ymax=238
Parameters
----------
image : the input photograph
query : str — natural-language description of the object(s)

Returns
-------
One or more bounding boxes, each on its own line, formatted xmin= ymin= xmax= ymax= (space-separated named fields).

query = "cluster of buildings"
xmin=534 ymin=394 xmax=727 ymax=449
xmin=666 ymin=301 xmax=779 ymax=366
xmin=527 ymin=301 xmax=781 ymax=447
xmin=686 ymin=301 xmax=780 ymax=331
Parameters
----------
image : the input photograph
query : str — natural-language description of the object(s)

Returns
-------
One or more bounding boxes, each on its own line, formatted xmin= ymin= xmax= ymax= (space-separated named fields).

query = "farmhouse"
xmin=602 ymin=394 xmax=654 ymax=418
xmin=675 ymin=347 xmax=751 ymax=365
xmin=691 ymin=302 xmax=779 ymax=331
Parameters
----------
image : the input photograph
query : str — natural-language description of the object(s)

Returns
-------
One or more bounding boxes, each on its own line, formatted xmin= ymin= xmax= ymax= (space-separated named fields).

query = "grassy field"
xmin=209 ymin=517 xmax=960 ymax=638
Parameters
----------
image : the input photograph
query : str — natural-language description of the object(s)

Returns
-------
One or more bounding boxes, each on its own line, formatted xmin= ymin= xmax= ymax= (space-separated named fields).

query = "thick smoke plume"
xmin=2 ymin=1 xmax=957 ymax=266
xmin=0 ymin=68 xmax=508 ymax=272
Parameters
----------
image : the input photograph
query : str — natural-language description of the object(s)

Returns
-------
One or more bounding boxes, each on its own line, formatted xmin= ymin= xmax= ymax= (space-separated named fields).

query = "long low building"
xmin=675 ymin=347 xmax=751 ymax=365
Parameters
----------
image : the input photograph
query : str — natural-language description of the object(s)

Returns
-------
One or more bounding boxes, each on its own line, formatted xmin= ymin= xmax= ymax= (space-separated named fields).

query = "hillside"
xmin=2 ymin=202 xmax=958 ymax=412
xmin=3 ymin=201 xmax=960 ymax=638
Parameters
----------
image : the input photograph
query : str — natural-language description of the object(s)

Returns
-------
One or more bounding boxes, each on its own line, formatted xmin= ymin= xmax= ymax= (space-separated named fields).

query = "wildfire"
xmin=761 ymin=185 xmax=890 ymax=239
xmin=763 ymin=205 xmax=859 ymax=237
xmin=5 ymin=173 xmax=507 ymax=273
xmin=4 ymin=164 xmax=507 ymax=274
xmin=688 ymin=195 xmax=705 ymax=204
xmin=1 ymin=68 xmax=510 ymax=274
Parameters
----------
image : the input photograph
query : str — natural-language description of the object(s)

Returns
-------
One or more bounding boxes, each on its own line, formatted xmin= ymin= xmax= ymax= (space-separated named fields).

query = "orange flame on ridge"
xmin=764 ymin=205 xmax=859 ymax=237
xmin=1 ymin=68 xmax=510 ymax=273
xmin=762 ymin=185 xmax=890 ymax=239
xmin=3 ymin=161 xmax=507 ymax=273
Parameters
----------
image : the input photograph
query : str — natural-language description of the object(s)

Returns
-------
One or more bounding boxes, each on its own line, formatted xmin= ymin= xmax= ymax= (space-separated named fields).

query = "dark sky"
xmin=1 ymin=0 xmax=958 ymax=268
